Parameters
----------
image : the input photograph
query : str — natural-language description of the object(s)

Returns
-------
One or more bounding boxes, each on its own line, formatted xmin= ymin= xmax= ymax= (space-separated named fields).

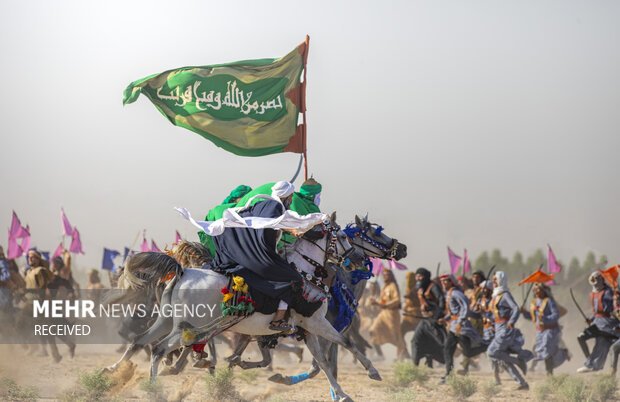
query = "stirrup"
xmin=269 ymin=319 xmax=292 ymax=332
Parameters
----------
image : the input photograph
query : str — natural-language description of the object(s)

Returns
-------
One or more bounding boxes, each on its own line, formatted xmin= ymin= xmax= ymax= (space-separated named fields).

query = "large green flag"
xmin=123 ymin=40 xmax=308 ymax=156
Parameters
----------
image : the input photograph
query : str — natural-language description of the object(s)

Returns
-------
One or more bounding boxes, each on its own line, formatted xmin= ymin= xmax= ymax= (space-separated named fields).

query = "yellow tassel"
xmin=182 ymin=328 xmax=196 ymax=344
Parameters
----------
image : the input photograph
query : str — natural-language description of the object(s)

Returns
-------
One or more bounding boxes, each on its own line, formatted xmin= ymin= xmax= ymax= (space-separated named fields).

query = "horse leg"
xmin=150 ymin=332 xmax=182 ymax=382
xmin=305 ymin=333 xmax=351 ymax=402
xmin=208 ymin=339 xmax=217 ymax=364
xmin=236 ymin=344 xmax=272 ymax=370
xmin=104 ymin=316 xmax=172 ymax=373
xmin=164 ymin=346 xmax=192 ymax=375
xmin=307 ymin=317 xmax=381 ymax=381
xmin=225 ymin=334 xmax=252 ymax=367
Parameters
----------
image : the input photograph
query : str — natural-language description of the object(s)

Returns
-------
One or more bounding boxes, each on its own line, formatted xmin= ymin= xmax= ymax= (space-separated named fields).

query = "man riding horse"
xmin=204 ymin=180 xmax=326 ymax=331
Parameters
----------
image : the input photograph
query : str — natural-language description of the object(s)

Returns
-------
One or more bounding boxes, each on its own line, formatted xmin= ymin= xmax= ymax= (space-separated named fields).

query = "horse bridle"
xmin=344 ymin=223 xmax=399 ymax=259
xmin=295 ymin=221 xmax=355 ymax=278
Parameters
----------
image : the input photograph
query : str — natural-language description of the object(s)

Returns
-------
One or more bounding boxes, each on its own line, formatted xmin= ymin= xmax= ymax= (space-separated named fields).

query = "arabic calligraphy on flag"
xmin=123 ymin=40 xmax=308 ymax=157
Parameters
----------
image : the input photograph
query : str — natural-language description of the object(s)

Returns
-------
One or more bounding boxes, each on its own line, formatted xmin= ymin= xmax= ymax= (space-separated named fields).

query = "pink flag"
xmin=447 ymin=247 xmax=462 ymax=274
xmin=9 ymin=211 xmax=28 ymax=238
xmin=61 ymin=209 xmax=74 ymax=237
xmin=388 ymin=259 xmax=407 ymax=270
xmin=463 ymin=249 xmax=472 ymax=273
xmin=6 ymin=234 xmax=22 ymax=259
xmin=370 ymin=257 xmax=385 ymax=276
xmin=69 ymin=227 xmax=84 ymax=254
xmin=175 ymin=230 xmax=182 ymax=244
xmin=52 ymin=242 xmax=64 ymax=259
xmin=20 ymin=226 xmax=31 ymax=256
xmin=546 ymin=244 xmax=562 ymax=286
xmin=547 ymin=245 xmax=562 ymax=273
xmin=151 ymin=240 xmax=161 ymax=253
xmin=141 ymin=236 xmax=150 ymax=252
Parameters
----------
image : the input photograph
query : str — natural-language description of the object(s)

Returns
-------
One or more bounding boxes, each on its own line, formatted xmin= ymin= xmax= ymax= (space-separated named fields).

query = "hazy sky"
xmin=1 ymin=1 xmax=619 ymax=276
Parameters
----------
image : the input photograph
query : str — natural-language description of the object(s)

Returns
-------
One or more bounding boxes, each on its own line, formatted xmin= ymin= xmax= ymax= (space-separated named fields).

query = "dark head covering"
xmin=415 ymin=267 xmax=431 ymax=290
xmin=472 ymin=270 xmax=486 ymax=280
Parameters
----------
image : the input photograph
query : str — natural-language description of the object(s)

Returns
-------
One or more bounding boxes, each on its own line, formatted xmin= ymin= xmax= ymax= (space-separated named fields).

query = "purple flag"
xmin=6 ymin=234 xmax=22 ymax=259
xmin=463 ymin=249 xmax=472 ymax=273
xmin=9 ymin=211 xmax=28 ymax=238
xmin=69 ymin=227 xmax=84 ymax=254
xmin=370 ymin=257 xmax=385 ymax=276
xmin=547 ymin=245 xmax=562 ymax=273
xmin=175 ymin=230 xmax=182 ymax=244
xmin=546 ymin=244 xmax=562 ymax=286
xmin=61 ymin=209 xmax=74 ymax=237
xmin=21 ymin=226 xmax=31 ymax=256
xmin=151 ymin=240 xmax=161 ymax=253
xmin=447 ymin=247 xmax=462 ymax=274
xmin=388 ymin=259 xmax=407 ymax=270
xmin=52 ymin=242 xmax=64 ymax=259
xmin=141 ymin=237 xmax=150 ymax=252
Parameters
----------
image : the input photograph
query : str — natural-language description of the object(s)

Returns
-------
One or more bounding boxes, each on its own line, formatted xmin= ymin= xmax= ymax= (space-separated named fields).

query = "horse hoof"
xmin=192 ymin=359 xmax=213 ymax=369
xmin=268 ymin=374 xmax=291 ymax=385
xmin=340 ymin=396 xmax=353 ymax=402
xmin=368 ymin=368 xmax=382 ymax=381
xmin=159 ymin=367 xmax=178 ymax=376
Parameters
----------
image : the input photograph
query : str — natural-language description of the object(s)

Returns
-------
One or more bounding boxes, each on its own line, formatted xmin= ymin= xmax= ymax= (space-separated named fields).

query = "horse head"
xmin=296 ymin=211 xmax=365 ymax=271
xmin=344 ymin=214 xmax=408 ymax=260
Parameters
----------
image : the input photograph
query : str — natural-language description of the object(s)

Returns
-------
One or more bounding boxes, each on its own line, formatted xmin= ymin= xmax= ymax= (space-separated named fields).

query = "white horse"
xmin=104 ymin=216 xmax=381 ymax=401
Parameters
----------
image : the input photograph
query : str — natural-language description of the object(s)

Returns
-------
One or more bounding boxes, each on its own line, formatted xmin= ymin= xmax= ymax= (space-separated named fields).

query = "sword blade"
xmin=570 ymin=287 xmax=588 ymax=322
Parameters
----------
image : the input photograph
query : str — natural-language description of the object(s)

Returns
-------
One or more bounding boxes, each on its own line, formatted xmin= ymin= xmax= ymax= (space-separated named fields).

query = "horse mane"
xmin=172 ymin=241 xmax=213 ymax=268
xmin=118 ymin=252 xmax=183 ymax=290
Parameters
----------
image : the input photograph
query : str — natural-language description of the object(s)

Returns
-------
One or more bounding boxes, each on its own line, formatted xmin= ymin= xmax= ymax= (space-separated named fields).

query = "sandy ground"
xmin=1 ymin=337 xmax=618 ymax=402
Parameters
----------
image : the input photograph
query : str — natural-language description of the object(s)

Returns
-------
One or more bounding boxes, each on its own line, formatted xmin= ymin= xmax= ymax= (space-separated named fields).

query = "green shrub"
xmin=0 ymin=377 xmax=40 ymax=401
xmin=139 ymin=377 xmax=163 ymax=394
xmin=534 ymin=374 xmax=569 ymax=402
xmin=480 ymin=380 xmax=499 ymax=399
xmin=237 ymin=369 xmax=259 ymax=383
xmin=591 ymin=374 xmax=618 ymax=402
xmin=78 ymin=370 xmax=115 ymax=400
xmin=556 ymin=375 xmax=592 ymax=402
xmin=446 ymin=373 xmax=477 ymax=400
xmin=391 ymin=362 xmax=429 ymax=387
xmin=205 ymin=367 xmax=246 ymax=401
xmin=387 ymin=387 xmax=417 ymax=401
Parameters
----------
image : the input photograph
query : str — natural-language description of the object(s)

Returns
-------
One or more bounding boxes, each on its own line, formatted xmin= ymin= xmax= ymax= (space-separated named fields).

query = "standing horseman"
xmin=460 ymin=270 xmax=487 ymax=374
xmin=486 ymin=271 xmax=533 ymax=390
xmin=576 ymin=271 xmax=619 ymax=373
xmin=474 ymin=280 xmax=496 ymax=344
xmin=474 ymin=280 xmax=503 ymax=383
xmin=400 ymin=272 xmax=422 ymax=345
xmin=438 ymin=275 xmax=488 ymax=383
xmin=369 ymin=269 xmax=409 ymax=361
xmin=607 ymin=288 xmax=620 ymax=376
xmin=411 ymin=267 xmax=446 ymax=367
xmin=520 ymin=283 xmax=569 ymax=375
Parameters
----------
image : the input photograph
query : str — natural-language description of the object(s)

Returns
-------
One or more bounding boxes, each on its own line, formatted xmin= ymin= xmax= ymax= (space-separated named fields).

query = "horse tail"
xmin=118 ymin=252 xmax=183 ymax=290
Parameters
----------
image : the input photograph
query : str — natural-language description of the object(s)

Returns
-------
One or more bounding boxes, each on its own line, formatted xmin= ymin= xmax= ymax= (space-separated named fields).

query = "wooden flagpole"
xmin=302 ymin=35 xmax=309 ymax=180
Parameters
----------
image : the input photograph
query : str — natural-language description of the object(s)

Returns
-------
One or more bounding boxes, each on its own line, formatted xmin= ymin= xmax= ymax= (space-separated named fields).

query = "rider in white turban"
xmin=271 ymin=181 xmax=295 ymax=200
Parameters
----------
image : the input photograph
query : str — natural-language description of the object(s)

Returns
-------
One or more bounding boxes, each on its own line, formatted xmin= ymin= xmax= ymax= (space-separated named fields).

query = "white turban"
xmin=492 ymin=271 xmax=509 ymax=298
xmin=271 ymin=181 xmax=295 ymax=199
